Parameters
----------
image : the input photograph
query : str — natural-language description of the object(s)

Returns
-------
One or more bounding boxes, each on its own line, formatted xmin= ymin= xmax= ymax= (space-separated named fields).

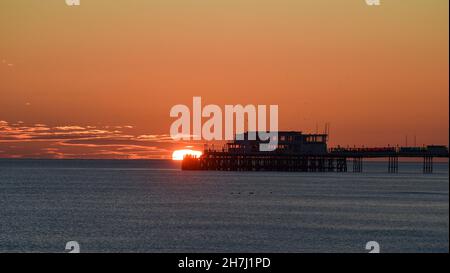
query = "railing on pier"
xmin=182 ymin=145 xmax=448 ymax=173
xmin=329 ymin=146 xmax=448 ymax=158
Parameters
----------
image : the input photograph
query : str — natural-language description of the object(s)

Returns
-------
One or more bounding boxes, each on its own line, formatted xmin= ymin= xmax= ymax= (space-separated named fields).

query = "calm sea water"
xmin=0 ymin=159 xmax=448 ymax=253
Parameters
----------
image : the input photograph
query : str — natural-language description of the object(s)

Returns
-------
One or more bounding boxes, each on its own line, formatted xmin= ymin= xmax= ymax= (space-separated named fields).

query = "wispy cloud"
xmin=1 ymin=59 xmax=14 ymax=68
xmin=0 ymin=120 xmax=201 ymax=159
xmin=55 ymin=126 xmax=86 ymax=131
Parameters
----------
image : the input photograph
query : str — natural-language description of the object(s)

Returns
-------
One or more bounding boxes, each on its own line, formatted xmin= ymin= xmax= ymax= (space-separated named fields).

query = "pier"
xmin=182 ymin=131 xmax=449 ymax=173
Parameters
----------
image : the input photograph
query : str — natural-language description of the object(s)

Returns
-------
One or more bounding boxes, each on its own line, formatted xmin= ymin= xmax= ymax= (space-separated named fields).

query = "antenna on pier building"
xmin=328 ymin=122 xmax=331 ymax=141
xmin=323 ymin=122 xmax=330 ymax=140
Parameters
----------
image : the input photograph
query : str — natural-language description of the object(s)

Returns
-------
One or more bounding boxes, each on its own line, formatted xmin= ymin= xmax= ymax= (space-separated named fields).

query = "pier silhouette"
xmin=182 ymin=131 xmax=449 ymax=173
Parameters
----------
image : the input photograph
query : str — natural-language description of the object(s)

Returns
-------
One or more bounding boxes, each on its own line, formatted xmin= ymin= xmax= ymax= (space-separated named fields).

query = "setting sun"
xmin=172 ymin=149 xmax=202 ymax=161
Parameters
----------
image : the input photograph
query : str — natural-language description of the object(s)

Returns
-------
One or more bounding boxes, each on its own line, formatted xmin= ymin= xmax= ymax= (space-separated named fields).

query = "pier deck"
xmin=182 ymin=147 xmax=449 ymax=173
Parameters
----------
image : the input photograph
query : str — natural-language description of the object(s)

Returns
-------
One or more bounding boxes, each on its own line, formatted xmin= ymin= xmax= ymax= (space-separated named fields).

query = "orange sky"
xmin=0 ymin=0 xmax=448 ymax=159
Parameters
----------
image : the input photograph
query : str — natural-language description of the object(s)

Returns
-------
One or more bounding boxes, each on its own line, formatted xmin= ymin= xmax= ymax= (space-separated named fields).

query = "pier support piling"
xmin=353 ymin=157 xmax=363 ymax=173
xmin=336 ymin=157 xmax=347 ymax=172
xmin=423 ymin=156 xmax=433 ymax=174
xmin=388 ymin=156 xmax=398 ymax=173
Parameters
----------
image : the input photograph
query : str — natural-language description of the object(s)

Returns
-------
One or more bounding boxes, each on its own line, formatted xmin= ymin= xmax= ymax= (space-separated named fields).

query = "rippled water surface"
xmin=0 ymin=159 xmax=448 ymax=252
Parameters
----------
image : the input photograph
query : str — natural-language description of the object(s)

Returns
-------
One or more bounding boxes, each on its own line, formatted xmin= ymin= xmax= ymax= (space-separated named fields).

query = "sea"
xmin=0 ymin=159 xmax=448 ymax=253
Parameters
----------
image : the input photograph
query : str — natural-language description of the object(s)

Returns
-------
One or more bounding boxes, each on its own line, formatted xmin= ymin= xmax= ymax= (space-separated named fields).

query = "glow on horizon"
xmin=172 ymin=149 xmax=202 ymax=161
